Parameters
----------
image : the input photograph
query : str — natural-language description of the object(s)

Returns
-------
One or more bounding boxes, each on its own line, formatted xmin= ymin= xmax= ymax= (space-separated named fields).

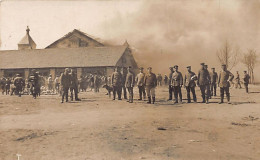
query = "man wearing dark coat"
xmin=243 ymin=71 xmax=250 ymax=93
xmin=184 ymin=66 xmax=197 ymax=103
xmin=144 ymin=67 xmax=157 ymax=104
xmin=70 ymin=70 xmax=80 ymax=101
xmin=29 ymin=70 xmax=40 ymax=99
xmin=111 ymin=67 xmax=123 ymax=100
xmin=210 ymin=68 xmax=218 ymax=97
xmin=60 ymin=68 xmax=71 ymax=103
xmin=125 ymin=66 xmax=135 ymax=103
xmin=14 ymin=74 xmax=25 ymax=97
xmin=171 ymin=65 xmax=183 ymax=104
xmin=168 ymin=67 xmax=174 ymax=101
xmin=197 ymin=63 xmax=211 ymax=104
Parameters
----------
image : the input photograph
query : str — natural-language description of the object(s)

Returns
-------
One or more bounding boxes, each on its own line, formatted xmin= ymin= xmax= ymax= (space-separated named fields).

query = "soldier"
xmin=136 ymin=67 xmax=146 ymax=100
xmin=70 ymin=70 xmax=80 ymax=101
xmin=168 ymin=67 xmax=174 ymax=101
xmin=218 ymin=64 xmax=234 ymax=104
xmin=93 ymin=74 xmax=101 ymax=92
xmin=111 ymin=66 xmax=123 ymax=100
xmin=54 ymin=75 xmax=60 ymax=94
xmin=157 ymin=74 xmax=162 ymax=86
xmin=204 ymin=65 xmax=211 ymax=99
xmin=121 ymin=67 xmax=128 ymax=99
xmin=171 ymin=65 xmax=183 ymax=104
xmin=197 ymin=63 xmax=211 ymax=104
xmin=210 ymin=68 xmax=218 ymax=97
xmin=14 ymin=74 xmax=25 ymax=97
xmin=235 ymin=71 xmax=242 ymax=89
xmin=144 ymin=67 xmax=157 ymax=104
xmin=60 ymin=68 xmax=71 ymax=103
xmin=29 ymin=70 xmax=40 ymax=99
xmin=0 ymin=77 xmax=6 ymax=95
xmin=243 ymin=71 xmax=250 ymax=93
xmin=5 ymin=77 xmax=11 ymax=95
xmin=184 ymin=66 xmax=197 ymax=103
xmin=164 ymin=75 xmax=168 ymax=86
xmin=47 ymin=74 xmax=53 ymax=93
xmin=125 ymin=66 xmax=135 ymax=103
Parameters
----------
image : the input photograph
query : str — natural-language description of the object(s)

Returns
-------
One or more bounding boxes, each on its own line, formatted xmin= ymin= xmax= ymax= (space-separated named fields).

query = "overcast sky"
xmin=0 ymin=0 xmax=259 ymax=77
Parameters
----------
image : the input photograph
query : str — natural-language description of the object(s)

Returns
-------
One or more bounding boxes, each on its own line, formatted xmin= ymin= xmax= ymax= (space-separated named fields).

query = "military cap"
xmin=173 ymin=65 xmax=178 ymax=68
xmin=200 ymin=63 xmax=205 ymax=65
xmin=222 ymin=64 xmax=226 ymax=66
xmin=186 ymin=66 xmax=191 ymax=68
xmin=139 ymin=67 xmax=144 ymax=70
xmin=128 ymin=66 xmax=132 ymax=69
xmin=49 ymin=74 xmax=52 ymax=76
xmin=244 ymin=70 xmax=247 ymax=72
xmin=211 ymin=67 xmax=215 ymax=69
xmin=169 ymin=66 xmax=173 ymax=69
xmin=147 ymin=67 xmax=152 ymax=69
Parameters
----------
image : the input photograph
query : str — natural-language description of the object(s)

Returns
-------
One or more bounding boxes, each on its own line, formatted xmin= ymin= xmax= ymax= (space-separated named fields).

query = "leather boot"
xmin=147 ymin=97 xmax=151 ymax=104
xmin=152 ymin=97 xmax=155 ymax=104
xmin=219 ymin=97 xmax=224 ymax=104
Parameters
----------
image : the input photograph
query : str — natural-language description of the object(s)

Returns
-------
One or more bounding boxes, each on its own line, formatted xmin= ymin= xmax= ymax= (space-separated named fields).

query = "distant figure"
xmin=60 ymin=68 xmax=71 ymax=103
xmin=5 ymin=78 xmax=11 ymax=95
xmin=157 ymin=74 xmax=163 ymax=86
xmin=14 ymin=74 xmax=25 ymax=97
xmin=197 ymin=63 xmax=211 ymax=104
xmin=171 ymin=65 xmax=183 ymax=104
xmin=235 ymin=71 xmax=242 ymax=89
xmin=204 ymin=65 xmax=211 ymax=99
xmin=218 ymin=64 xmax=234 ymax=104
xmin=136 ymin=67 xmax=146 ymax=100
xmin=144 ymin=67 xmax=157 ymax=104
xmin=243 ymin=71 xmax=250 ymax=93
xmin=168 ymin=67 xmax=174 ymax=101
xmin=93 ymin=74 xmax=101 ymax=92
xmin=29 ymin=70 xmax=40 ymax=99
xmin=121 ymin=67 xmax=128 ymax=99
xmin=210 ymin=68 xmax=218 ymax=97
xmin=111 ymin=67 xmax=123 ymax=100
xmin=1 ymin=77 xmax=6 ymax=95
xmin=70 ymin=70 xmax=80 ymax=101
xmin=184 ymin=66 xmax=197 ymax=103
xmin=54 ymin=75 xmax=60 ymax=94
xmin=47 ymin=74 xmax=54 ymax=93
xmin=125 ymin=66 xmax=135 ymax=103
xmin=164 ymin=75 xmax=168 ymax=86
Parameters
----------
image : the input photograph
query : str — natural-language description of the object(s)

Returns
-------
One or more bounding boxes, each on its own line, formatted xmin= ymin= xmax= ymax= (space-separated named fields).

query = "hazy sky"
xmin=0 ymin=0 xmax=259 ymax=77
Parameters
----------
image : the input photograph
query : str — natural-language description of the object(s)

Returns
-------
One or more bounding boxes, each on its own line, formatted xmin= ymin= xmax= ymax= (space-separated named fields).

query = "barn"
xmin=0 ymin=27 xmax=138 ymax=78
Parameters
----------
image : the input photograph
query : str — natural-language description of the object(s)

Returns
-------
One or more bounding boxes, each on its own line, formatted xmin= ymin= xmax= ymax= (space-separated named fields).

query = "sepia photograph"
xmin=0 ymin=0 xmax=259 ymax=159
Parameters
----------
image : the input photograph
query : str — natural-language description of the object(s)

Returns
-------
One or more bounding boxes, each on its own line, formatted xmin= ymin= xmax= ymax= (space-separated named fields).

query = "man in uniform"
xmin=5 ymin=77 xmax=11 ymax=95
xmin=29 ymin=70 xmax=40 ymax=99
xmin=235 ymin=71 xmax=242 ymax=89
xmin=218 ymin=64 xmax=234 ymax=104
xmin=14 ymin=74 xmax=25 ymax=97
xmin=243 ymin=71 xmax=250 ymax=93
xmin=184 ymin=66 xmax=197 ymax=103
xmin=157 ymin=74 xmax=162 ymax=86
xmin=125 ymin=66 xmax=135 ymax=103
xmin=121 ymin=67 xmax=128 ymax=99
xmin=144 ymin=67 xmax=157 ymax=104
xmin=164 ymin=75 xmax=168 ymax=86
xmin=0 ymin=77 xmax=6 ymax=95
xmin=197 ymin=63 xmax=211 ymax=104
xmin=111 ymin=66 xmax=123 ymax=100
xmin=210 ymin=68 xmax=218 ymax=97
xmin=136 ymin=67 xmax=146 ymax=100
xmin=171 ymin=65 xmax=183 ymax=104
xmin=60 ymin=68 xmax=71 ymax=103
xmin=204 ymin=65 xmax=211 ymax=99
xmin=168 ymin=67 xmax=174 ymax=101
xmin=70 ymin=70 xmax=80 ymax=101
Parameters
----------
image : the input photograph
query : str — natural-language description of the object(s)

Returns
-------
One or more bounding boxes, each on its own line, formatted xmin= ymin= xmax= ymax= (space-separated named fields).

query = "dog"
xmin=102 ymin=84 xmax=113 ymax=98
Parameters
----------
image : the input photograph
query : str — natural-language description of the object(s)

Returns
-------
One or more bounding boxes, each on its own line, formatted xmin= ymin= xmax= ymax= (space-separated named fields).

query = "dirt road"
xmin=1 ymin=86 xmax=260 ymax=160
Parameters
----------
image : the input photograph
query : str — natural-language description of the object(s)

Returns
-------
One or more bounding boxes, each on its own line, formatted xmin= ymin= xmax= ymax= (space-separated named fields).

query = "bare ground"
xmin=0 ymin=86 xmax=260 ymax=160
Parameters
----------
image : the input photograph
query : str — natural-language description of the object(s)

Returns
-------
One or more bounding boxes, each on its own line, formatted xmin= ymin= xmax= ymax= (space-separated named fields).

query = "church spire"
xmin=18 ymin=26 xmax=37 ymax=50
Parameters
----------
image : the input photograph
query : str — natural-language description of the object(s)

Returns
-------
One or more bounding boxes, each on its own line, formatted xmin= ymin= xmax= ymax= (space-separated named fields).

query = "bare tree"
xmin=216 ymin=40 xmax=240 ymax=70
xmin=242 ymin=49 xmax=258 ymax=84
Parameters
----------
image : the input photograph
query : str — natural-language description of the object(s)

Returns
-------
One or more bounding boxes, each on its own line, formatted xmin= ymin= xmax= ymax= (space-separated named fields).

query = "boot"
xmin=206 ymin=98 xmax=209 ymax=104
xmin=219 ymin=97 xmax=224 ymax=104
xmin=152 ymin=97 xmax=155 ymax=104
xmin=227 ymin=96 xmax=231 ymax=104
xmin=138 ymin=94 xmax=142 ymax=100
xmin=147 ymin=97 xmax=151 ymax=104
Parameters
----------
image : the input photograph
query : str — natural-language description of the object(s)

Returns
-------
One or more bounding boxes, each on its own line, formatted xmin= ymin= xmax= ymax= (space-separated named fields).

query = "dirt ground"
xmin=0 ymin=85 xmax=260 ymax=160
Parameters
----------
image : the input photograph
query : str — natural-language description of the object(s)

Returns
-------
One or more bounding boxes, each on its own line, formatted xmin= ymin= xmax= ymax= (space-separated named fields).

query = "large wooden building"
xmin=0 ymin=27 xmax=138 ymax=78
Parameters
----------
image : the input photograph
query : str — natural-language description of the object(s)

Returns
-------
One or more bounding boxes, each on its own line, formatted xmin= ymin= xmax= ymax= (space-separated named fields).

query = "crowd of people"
xmin=0 ymin=63 xmax=251 ymax=105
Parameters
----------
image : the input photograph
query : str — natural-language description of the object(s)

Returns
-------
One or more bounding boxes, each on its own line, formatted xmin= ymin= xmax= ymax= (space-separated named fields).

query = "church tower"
xmin=18 ymin=26 xmax=37 ymax=50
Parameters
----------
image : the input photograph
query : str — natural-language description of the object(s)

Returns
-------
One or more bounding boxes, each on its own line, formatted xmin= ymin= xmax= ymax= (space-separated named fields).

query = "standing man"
xmin=197 ymin=63 xmax=211 ymax=104
xmin=70 ymin=70 xmax=80 ymax=101
xmin=54 ymin=75 xmax=60 ymax=94
xmin=125 ymin=66 xmax=135 ymax=103
xmin=210 ymin=68 xmax=218 ymax=97
xmin=14 ymin=74 xmax=25 ymax=97
xmin=29 ymin=70 xmax=40 ymax=99
xmin=184 ymin=66 xmax=197 ymax=103
xmin=60 ymin=68 xmax=71 ymax=103
xmin=204 ymin=65 xmax=211 ymax=99
xmin=157 ymin=74 xmax=162 ymax=86
xmin=168 ymin=67 xmax=174 ymax=101
xmin=47 ymin=74 xmax=54 ymax=93
xmin=218 ymin=64 xmax=234 ymax=104
xmin=121 ymin=67 xmax=128 ymax=99
xmin=164 ymin=75 xmax=168 ymax=86
xmin=243 ymin=71 xmax=250 ymax=93
xmin=136 ymin=67 xmax=146 ymax=100
xmin=171 ymin=65 xmax=183 ymax=104
xmin=111 ymin=66 xmax=123 ymax=100
xmin=1 ymin=77 xmax=6 ymax=95
xmin=144 ymin=67 xmax=157 ymax=104
xmin=5 ymin=78 xmax=11 ymax=95
xmin=235 ymin=71 xmax=242 ymax=89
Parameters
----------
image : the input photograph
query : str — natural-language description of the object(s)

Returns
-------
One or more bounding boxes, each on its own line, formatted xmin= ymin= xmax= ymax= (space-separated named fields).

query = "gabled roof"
xmin=0 ymin=46 xmax=128 ymax=69
xmin=18 ymin=34 xmax=36 ymax=45
xmin=45 ymin=29 xmax=104 ymax=48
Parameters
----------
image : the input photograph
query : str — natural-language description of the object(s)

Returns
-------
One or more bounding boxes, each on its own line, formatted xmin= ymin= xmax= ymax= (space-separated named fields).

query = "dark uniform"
xmin=125 ymin=67 xmax=135 ymax=103
xmin=1 ymin=78 xmax=6 ymax=95
xmin=243 ymin=71 xmax=250 ymax=93
xmin=144 ymin=67 xmax=157 ymax=104
xmin=218 ymin=65 xmax=234 ymax=103
xmin=168 ymin=67 xmax=174 ymax=100
xmin=157 ymin=74 xmax=163 ymax=86
xmin=14 ymin=74 xmax=25 ymax=97
xmin=184 ymin=66 xmax=197 ymax=103
xmin=60 ymin=68 xmax=71 ymax=103
xmin=111 ymin=67 xmax=123 ymax=100
xmin=136 ymin=67 xmax=146 ymax=100
xmin=197 ymin=63 xmax=211 ymax=103
xmin=29 ymin=72 xmax=40 ymax=99
xmin=164 ymin=75 xmax=168 ymax=86
xmin=171 ymin=65 xmax=183 ymax=103
xmin=210 ymin=68 xmax=218 ymax=96
xmin=5 ymin=78 xmax=11 ymax=95
xmin=70 ymin=71 xmax=80 ymax=101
